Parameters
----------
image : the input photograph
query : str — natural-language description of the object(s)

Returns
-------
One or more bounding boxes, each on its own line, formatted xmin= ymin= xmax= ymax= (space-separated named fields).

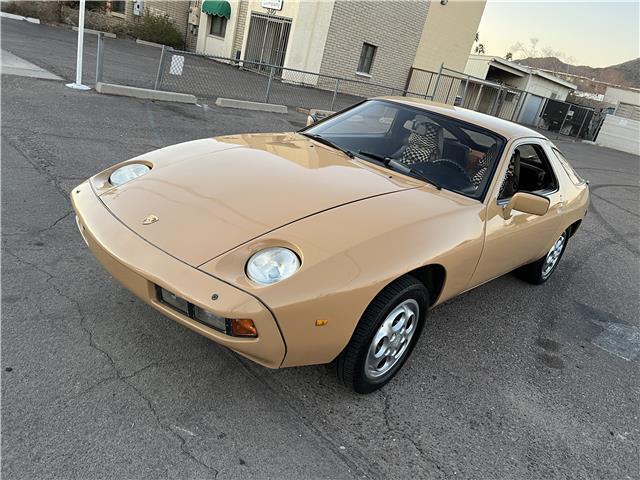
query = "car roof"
xmin=377 ymin=96 xmax=547 ymax=140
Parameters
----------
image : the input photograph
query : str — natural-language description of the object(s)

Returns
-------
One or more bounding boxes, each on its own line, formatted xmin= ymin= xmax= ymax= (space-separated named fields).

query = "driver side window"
xmin=499 ymin=143 xmax=558 ymax=200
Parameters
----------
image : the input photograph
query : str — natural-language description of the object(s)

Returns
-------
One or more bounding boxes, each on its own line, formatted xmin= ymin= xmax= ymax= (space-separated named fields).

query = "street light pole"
xmin=66 ymin=0 xmax=91 ymax=90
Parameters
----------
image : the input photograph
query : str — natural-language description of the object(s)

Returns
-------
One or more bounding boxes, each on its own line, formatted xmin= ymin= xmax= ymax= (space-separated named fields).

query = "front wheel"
xmin=336 ymin=276 xmax=428 ymax=394
xmin=516 ymin=229 xmax=569 ymax=284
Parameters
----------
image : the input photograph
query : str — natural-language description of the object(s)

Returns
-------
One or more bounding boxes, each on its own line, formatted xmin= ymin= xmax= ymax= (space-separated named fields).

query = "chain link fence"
xmin=537 ymin=99 xmax=596 ymax=140
xmin=405 ymin=65 xmax=525 ymax=122
xmin=152 ymin=48 xmax=422 ymax=111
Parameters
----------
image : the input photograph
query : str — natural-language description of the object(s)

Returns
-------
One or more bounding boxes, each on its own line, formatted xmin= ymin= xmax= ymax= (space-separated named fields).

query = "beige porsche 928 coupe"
xmin=72 ymin=98 xmax=589 ymax=393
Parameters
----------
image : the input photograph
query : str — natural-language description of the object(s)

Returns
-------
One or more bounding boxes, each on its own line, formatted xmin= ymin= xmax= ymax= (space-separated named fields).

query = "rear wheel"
xmin=516 ymin=229 xmax=569 ymax=284
xmin=337 ymin=276 xmax=428 ymax=393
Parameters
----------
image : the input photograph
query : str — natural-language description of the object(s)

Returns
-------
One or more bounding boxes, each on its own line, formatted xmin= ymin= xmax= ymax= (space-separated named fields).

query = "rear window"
xmin=552 ymin=148 xmax=584 ymax=185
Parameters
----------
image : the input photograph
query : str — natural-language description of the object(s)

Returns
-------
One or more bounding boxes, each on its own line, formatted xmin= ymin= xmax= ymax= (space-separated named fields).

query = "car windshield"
xmin=303 ymin=100 xmax=505 ymax=200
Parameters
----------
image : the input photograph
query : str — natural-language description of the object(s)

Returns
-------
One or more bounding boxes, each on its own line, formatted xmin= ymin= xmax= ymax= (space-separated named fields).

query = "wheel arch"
xmin=568 ymin=219 xmax=582 ymax=237
xmin=406 ymin=263 xmax=447 ymax=307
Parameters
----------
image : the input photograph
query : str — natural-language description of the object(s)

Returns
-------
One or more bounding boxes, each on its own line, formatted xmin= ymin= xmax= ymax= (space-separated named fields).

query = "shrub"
xmin=1 ymin=1 xmax=62 ymax=23
xmin=132 ymin=11 xmax=183 ymax=49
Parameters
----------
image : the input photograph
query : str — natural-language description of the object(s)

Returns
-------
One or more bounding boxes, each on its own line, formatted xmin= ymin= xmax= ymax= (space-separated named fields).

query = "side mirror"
xmin=306 ymin=115 xmax=316 ymax=126
xmin=501 ymin=192 xmax=550 ymax=219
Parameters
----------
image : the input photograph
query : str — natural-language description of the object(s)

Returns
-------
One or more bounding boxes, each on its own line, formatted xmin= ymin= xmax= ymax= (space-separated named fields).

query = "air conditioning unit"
xmin=188 ymin=5 xmax=200 ymax=25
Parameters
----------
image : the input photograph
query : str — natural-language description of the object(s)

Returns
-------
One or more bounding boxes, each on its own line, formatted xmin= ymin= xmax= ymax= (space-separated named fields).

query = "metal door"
xmin=519 ymin=94 xmax=544 ymax=125
xmin=244 ymin=13 xmax=291 ymax=74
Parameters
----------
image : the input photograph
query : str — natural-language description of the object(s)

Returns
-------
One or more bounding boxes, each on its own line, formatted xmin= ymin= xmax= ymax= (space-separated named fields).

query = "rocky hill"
xmin=517 ymin=57 xmax=640 ymax=90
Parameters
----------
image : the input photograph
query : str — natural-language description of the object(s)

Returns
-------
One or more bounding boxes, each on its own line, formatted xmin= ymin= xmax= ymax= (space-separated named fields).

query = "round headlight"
xmin=109 ymin=163 xmax=150 ymax=186
xmin=246 ymin=247 xmax=300 ymax=285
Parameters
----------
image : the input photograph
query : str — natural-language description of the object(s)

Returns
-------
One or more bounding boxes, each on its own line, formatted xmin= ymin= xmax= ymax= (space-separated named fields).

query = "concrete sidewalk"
xmin=1 ymin=49 xmax=62 ymax=80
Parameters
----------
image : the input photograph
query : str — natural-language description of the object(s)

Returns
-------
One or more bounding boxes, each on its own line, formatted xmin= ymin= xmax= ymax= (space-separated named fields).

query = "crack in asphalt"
xmin=2 ymin=210 xmax=74 ymax=238
xmin=7 ymin=247 xmax=220 ymax=477
xmin=229 ymin=355 xmax=373 ymax=479
xmin=379 ymin=390 xmax=444 ymax=476
xmin=1 ymin=129 xmax=223 ymax=477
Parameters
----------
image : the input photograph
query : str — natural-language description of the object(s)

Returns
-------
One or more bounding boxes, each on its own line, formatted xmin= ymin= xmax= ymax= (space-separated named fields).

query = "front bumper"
xmin=71 ymin=182 xmax=286 ymax=368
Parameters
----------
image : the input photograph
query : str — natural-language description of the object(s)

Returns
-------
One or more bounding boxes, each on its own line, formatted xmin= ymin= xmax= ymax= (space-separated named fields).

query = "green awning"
xmin=202 ymin=0 xmax=231 ymax=19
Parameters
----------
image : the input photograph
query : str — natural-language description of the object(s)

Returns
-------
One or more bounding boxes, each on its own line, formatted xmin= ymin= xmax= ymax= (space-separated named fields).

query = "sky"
xmin=476 ymin=0 xmax=640 ymax=67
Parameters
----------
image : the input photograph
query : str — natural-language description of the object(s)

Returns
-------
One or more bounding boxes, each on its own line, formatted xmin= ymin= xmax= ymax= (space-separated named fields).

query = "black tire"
xmin=337 ymin=275 xmax=428 ymax=394
xmin=516 ymin=229 xmax=569 ymax=284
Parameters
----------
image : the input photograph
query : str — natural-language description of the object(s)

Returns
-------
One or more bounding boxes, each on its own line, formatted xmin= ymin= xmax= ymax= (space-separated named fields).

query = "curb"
xmin=72 ymin=26 xmax=116 ymax=38
xmin=135 ymin=39 xmax=166 ymax=48
xmin=215 ymin=97 xmax=288 ymax=114
xmin=95 ymin=82 xmax=196 ymax=104
xmin=1 ymin=11 xmax=41 ymax=24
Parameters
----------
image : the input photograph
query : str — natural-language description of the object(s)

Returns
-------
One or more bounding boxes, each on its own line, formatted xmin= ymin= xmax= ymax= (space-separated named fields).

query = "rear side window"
xmin=552 ymin=148 xmax=585 ymax=185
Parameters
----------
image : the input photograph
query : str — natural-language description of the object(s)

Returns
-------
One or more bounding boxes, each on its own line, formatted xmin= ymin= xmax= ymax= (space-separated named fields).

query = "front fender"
xmin=200 ymin=188 xmax=486 ymax=366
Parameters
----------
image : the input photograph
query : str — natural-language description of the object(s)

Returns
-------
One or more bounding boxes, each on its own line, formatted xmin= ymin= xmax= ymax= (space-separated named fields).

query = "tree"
xmin=475 ymin=43 xmax=485 ymax=54
xmin=509 ymin=38 xmax=574 ymax=64
xmin=505 ymin=52 xmax=513 ymax=61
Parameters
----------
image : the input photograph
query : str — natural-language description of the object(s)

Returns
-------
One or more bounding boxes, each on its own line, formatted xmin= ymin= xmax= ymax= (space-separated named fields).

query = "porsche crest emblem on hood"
xmin=142 ymin=214 xmax=159 ymax=225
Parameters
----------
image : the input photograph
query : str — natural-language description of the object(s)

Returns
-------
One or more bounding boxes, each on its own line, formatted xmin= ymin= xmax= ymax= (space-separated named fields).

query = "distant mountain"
xmin=516 ymin=57 xmax=640 ymax=91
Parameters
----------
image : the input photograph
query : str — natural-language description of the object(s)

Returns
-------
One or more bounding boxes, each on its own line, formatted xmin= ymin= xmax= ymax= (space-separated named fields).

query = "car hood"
xmin=97 ymin=133 xmax=420 ymax=267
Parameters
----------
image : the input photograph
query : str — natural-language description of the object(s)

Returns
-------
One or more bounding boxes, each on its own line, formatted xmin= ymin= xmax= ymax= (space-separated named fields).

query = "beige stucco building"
xmin=413 ymin=0 xmax=486 ymax=73
xmin=108 ymin=0 xmax=197 ymax=49
xmin=194 ymin=0 xmax=485 ymax=92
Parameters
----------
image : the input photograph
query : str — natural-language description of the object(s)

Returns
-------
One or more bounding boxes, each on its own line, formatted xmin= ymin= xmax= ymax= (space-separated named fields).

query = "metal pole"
xmin=431 ymin=63 xmax=443 ymax=101
xmin=514 ymin=92 xmax=527 ymax=122
xmin=472 ymin=84 xmax=483 ymax=111
xmin=461 ymin=75 xmax=470 ymax=107
xmin=95 ymin=32 xmax=105 ymax=84
xmin=535 ymin=98 xmax=548 ymax=127
xmin=265 ymin=66 xmax=274 ymax=103
xmin=445 ymin=78 xmax=454 ymax=104
xmin=66 ymin=0 xmax=90 ymax=90
xmin=558 ymin=104 xmax=572 ymax=135
xmin=489 ymin=87 xmax=501 ymax=116
xmin=154 ymin=45 xmax=167 ymax=90
xmin=575 ymin=108 xmax=589 ymax=139
xmin=330 ymin=78 xmax=340 ymax=110
xmin=424 ymin=74 xmax=433 ymax=100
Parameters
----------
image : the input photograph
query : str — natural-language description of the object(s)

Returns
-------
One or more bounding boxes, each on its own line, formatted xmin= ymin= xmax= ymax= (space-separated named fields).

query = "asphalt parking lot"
xmin=2 ymin=19 xmax=639 ymax=480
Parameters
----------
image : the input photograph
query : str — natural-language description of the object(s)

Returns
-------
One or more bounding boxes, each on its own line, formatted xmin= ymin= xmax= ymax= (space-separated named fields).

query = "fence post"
xmin=489 ymin=87 xmax=501 ymax=116
xmin=154 ymin=45 xmax=167 ymax=90
xmin=513 ymin=92 xmax=528 ymax=122
xmin=264 ymin=66 xmax=275 ymax=103
xmin=461 ymin=75 xmax=470 ymax=107
xmin=472 ymin=84 xmax=483 ymax=111
xmin=431 ymin=63 xmax=443 ymax=101
xmin=95 ymin=32 xmax=105 ymax=84
xmin=403 ymin=67 xmax=413 ymax=97
xmin=575 ymin=108 xmax=589 ymax=139
xmin=330 ymin=78 xmax=340 ymax=111
xmin=558 ymin=104 xmax=572 ymax=135
xmin=535 ymin=98 xmax=548 ymax=127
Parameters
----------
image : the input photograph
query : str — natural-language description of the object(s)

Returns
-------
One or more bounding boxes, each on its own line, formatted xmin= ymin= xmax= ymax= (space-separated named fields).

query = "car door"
xmin=468 ymin=138 xmax=565 ymax=288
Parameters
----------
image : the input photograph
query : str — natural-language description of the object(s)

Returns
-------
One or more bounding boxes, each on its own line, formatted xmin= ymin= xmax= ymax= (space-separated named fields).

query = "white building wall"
xmin=595 ymin=115 xmax=640 ymax=155
xmin=524 ymin=75 xmax=572 ymax=101
xmin=196 ymin=0 xmax=241 ymax=57
xmin=464 ymin=56 xmax=491 ymax=78
xmin=604 ymin=86 xmax=640 ymax=106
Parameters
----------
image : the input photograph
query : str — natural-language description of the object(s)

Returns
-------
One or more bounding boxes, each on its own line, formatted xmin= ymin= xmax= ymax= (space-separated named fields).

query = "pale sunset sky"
xmin=476 ymin=0 xmax=640 ymax=67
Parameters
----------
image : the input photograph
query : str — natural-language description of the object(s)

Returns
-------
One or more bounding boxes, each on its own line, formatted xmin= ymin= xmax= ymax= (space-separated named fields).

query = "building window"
xmin=111 ymin=1 xmax=126 ymax=14
xmin=209 ymin=15 xmax=227 ymax=38
xmin=357 ymin=43 xmax=377 ymax=75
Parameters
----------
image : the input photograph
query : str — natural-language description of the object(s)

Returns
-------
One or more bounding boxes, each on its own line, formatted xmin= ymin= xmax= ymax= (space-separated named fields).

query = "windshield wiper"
xmin=302 ymin=133 xmax=354 ymax=158
xmin=357 ymin=150 xmax=441 ymax=190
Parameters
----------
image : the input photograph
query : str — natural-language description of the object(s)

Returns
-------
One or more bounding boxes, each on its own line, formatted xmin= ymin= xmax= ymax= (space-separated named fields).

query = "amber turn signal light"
xmin=230 ymin=318 xmax=258 ymax=337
